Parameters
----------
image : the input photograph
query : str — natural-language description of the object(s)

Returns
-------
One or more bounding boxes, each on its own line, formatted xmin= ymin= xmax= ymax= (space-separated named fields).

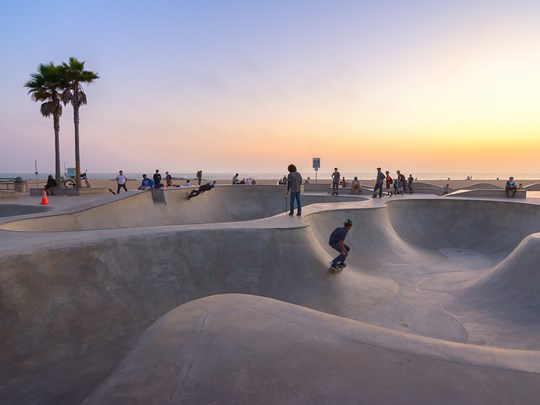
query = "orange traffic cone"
xmin=40 ymin=190 xmax=48 ymax=205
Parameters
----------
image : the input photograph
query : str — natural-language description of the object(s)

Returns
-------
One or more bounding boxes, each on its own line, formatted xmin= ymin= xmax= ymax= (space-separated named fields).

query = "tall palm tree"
xmin=60 ymin=57 xmax=99 ymax=188
xmin=24 ymin=63 xmax=64 ymax=186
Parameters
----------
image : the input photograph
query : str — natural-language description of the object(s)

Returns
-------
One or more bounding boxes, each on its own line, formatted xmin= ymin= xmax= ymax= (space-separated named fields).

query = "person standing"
xmin=407 ymin=174 xmax=414 ymax=194
xmin=331 ymin=168 xmax=341 ymax=195
xmin=286 ymin=164 xmax=303 ymax=216
xmin=385 ymin=170 xmax=393 ymax=196
xmin=328 ymin=219 xmax=353 ymax=272
xmin=374 ymin=168 xmax=385 ymax=198
xmin=196 ymin=170 xmax=203 ymax=185
xmin=116 ymin=170 xmax=128 ymax=194
xmin=153 ymin=169 xmax=163 ymax=189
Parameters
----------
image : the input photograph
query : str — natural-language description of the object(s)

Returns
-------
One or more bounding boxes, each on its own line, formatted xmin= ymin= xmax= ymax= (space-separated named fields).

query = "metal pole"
xmin=34 ymin=160 xmax=38 ymax=188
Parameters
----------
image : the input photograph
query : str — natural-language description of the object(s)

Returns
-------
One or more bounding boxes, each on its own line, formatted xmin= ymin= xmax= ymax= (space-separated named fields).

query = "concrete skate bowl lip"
xmin=0 ymin=185 xmax=367 ymax=232
xmin=0 ymin=203 xmax=52 ymax=218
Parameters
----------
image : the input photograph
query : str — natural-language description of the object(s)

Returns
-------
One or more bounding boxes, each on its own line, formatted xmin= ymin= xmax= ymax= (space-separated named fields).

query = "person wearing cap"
xmin=505 ymin=176 xmax=517 ymax=198
xmin=331 ymin=168 xmax=341 ymax=196
xmin=328 ymin=219 xmax=353 ymax=272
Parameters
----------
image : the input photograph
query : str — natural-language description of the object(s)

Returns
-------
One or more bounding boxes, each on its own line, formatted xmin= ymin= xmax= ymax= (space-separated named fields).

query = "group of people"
xmin=330 ymin=168 xmax=356 ymax=194
xmin=131 ymin=169 xmax=205 ymax=191
xmin=232 ymin=173 xmax=256 ymax=185
xmin=374 ymin=168 xmax=415 ymax=198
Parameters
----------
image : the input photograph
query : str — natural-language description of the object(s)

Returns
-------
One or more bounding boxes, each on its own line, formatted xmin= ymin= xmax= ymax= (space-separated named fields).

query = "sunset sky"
xmin=1 ymin=0 xmax=539 ymax=176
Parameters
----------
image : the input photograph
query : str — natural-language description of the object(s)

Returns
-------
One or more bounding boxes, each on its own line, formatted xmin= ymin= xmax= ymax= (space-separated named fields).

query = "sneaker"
xmin=329 ymin=265 xmax=339 ymax=273
xmin=288 ymin=212 xmax=293 ymax=216
xmin=339 ymin=262 xmax=347 ymax=268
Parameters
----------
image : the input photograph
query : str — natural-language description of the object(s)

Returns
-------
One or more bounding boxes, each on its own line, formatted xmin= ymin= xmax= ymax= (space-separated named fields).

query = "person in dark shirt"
xmin=187 ymin=181 xmax=215 ymax=199
xmin=328 ymin=219 xmax=353 ymax=272
xmin=153 ymin=169 xmax=163 ymax=189
xmin=44 ymin=175 xmax=57 ymax=195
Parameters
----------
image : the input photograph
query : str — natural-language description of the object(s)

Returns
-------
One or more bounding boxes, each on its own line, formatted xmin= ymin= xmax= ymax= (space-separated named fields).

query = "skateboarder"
xmin=328 ymin=219 xmax=353 ymax=272
xmin=187 ymin=181 xmax=215 ymax=199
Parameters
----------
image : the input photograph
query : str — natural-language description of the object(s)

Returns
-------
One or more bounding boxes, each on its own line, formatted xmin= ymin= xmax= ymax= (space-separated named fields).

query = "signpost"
xmin=312 ymin=157 xmax=320 ymax=184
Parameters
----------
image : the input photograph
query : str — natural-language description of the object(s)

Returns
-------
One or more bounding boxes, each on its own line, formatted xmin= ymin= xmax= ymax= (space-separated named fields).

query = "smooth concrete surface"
xmin=29 ymin=186 xmax=112 ymax=196
xmin=1 ymin=186 xmax=540 ymax=403
xmin=447 ymin=189 xmax=527 ymax=199
xmin=0 ymin=204 xmax=51 ymax=217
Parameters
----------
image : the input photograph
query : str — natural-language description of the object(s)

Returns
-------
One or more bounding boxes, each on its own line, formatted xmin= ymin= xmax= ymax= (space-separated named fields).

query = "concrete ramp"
xmin=0 ymin=204 xmax=51 ymax=218
xmin=0 ymin=186 xmax=367 ymax=231
xmin=417 ymin=233 xmax=540 ymax=349
xmin=84 ymin=294 xmax=540 ymax=405
xmin=2 ymin=195 xmax=540 ymax=403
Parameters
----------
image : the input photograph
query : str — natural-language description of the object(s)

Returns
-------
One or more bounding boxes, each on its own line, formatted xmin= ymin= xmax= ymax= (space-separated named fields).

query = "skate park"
xmin=1 ymin=185 xmax=540 ymax=403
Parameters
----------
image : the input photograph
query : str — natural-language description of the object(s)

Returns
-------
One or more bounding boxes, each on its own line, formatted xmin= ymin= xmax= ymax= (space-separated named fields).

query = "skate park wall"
xmin=0 ymin=186 xmax=366 ymax=232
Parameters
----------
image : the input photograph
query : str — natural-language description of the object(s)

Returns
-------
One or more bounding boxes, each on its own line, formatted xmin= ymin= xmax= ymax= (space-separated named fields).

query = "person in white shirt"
xmin=116 ymin=170 xmax=128 ymax=194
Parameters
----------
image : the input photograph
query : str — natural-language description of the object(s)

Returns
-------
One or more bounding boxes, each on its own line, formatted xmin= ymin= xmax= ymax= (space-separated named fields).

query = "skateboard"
xmin=328 ymin=263 xmax=345 ymax=273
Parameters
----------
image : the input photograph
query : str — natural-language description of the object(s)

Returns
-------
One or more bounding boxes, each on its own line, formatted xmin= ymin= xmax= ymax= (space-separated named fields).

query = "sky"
xmin=1 ymin=0 xmax=539 ymax=177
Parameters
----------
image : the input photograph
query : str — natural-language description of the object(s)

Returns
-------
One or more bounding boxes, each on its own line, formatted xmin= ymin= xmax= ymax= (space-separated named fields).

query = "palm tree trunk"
xmin=74 ymin=103 xmax=81 ymax=189
xmin=53 ymin=114 xmax=61 ymax=186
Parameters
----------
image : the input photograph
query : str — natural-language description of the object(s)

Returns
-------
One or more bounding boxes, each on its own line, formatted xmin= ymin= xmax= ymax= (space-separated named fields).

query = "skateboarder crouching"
xmin=329 ymin=219 xmax=353 ymax=272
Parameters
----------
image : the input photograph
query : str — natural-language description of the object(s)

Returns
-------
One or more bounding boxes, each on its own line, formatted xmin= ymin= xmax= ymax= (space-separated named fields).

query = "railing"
xmin=0 ymin=177 xmax=17 ymax=190
xmin=0 ymin=177 xmax=29 ymax=192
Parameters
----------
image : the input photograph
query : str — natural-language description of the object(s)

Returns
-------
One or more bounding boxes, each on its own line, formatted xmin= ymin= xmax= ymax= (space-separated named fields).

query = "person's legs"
xmin=341 ymin=244 xmax=350 ymax=264
xmin=377 ymin=182 xmax=383 ymax=198
xmin=512 ymin=187 xmax=516 ymax=197
xmin=295 ymin=192 xmax=302 ymax=215
xmin=289 ymin=191 xmax=300 ymax=215
xmin=506 ymin=187 xmax=510 ymax=198
xmin=121 ymin=184 xmax=127 ymax=192
xmin=330 ymin=243 xmax=349 ymax=266
xmin=289 ymin=192 xmax=295 ymax=215
xmin=117 ymin=184 xmax=121 ymax=194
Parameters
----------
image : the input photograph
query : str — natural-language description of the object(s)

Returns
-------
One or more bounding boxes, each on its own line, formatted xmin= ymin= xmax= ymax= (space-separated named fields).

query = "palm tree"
xmin=59 ymin=57 xmax=99 ymax=188
xmin=24 ymin=63 xmax=64 ymax=186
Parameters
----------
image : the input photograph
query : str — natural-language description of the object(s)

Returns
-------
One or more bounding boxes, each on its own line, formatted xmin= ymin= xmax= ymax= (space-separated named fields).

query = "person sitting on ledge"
xmin=44 ymin=174 xmax=57 ymax=195
xmin=505 ymin=176 xmax=517 ymax=198
xmin=351 ymin=176 xmax=361 ymax=194
xmin=137 ymin=174 xmax=154 ymax=190
xmin=442 ymin=184 xmax=450 ymax=195
xmin=187 ymin=181 xmax=216 ymax=199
